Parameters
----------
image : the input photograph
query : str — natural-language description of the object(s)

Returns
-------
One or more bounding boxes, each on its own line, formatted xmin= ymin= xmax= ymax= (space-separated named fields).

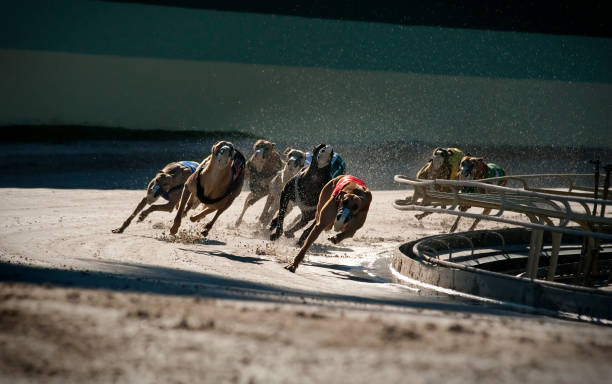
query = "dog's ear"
xmin=270 ymin=142 xmax=276 ymax=148
xmin=335 ymin=190 xmax=346 ymax=203
xmin=159 ymin=173 xmax=173 ymax=184
xmin=211 ymin=141 xmax=223 ymax=155
xmin=313 ymin=143 xmax=326 ymax=154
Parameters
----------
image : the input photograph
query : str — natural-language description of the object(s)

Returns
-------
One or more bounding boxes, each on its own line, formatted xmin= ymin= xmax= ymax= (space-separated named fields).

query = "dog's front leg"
xmin=201 ymin=206 xmax=227 ymax=237
xmin=328 ymin=228 xmax=357 ymax=244
xmin=235 ymin=192 xmax=253 ymax=227
xmin=112 ymin=197 xmax=148 ymax=233
xmin=328 ymin=211 xmax=367 ymax=244
xmin=467 ymin=208 xmax=490 ymax=231
xmin=270 ymin=185 xmax=293 ymax=241
xmin=170 ymin=186 xmax=191 ymax=235
xmin=285 ymin=198 xmax=336 ymax=272
xmin=190 ymin=207 xmax=215 ymax=222
xmin=285 ymin=223 xmax=325 ymax=273
xmin=182 ymin=195 xmax=200 ymax=217
xmin=449 ymin=205 xmax=469 ymax=233
xmin=138 ymin=201 xmax=176 ymax=222
xmin=258 ymin=194 xmax=276 ymax=226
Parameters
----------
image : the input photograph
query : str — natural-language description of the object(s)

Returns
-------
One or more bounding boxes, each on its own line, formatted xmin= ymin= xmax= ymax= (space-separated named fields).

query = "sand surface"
xmin=1 ymin=188 xmax=611 ymax=383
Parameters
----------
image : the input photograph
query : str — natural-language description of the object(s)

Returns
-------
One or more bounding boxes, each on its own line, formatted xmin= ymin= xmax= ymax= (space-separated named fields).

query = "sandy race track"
xmin=1 ymin=188 xmax=611 ymax=383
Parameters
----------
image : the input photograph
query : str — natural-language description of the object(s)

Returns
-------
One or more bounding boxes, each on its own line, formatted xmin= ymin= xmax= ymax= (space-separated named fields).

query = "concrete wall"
xmin=1 ymin=1 xmax=611 ymax=147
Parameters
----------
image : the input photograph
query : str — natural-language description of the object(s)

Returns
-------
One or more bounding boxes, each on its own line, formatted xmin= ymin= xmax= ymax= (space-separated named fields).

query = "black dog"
xmin=269 ymin=144 xmax=334 ymax=244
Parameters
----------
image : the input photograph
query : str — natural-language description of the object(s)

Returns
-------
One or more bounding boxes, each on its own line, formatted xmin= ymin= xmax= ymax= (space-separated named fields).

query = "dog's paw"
xmin=270 ymin=231 xmax=281 ymax=241
xmin=269 ymin=218 xmax=279 ymax=231
xmin=169 ymin=224 xmax=180 ymax=236
xmin=284 ymin=231 xmax=294 ymax=239
xmin=201 ymin=228 xmax=209 ymax=237
xmin=328 ymin=235 xmax=339 ymax=244
xmin=111 ymin=228 xmax=124 ymax=234
xmin=234 ymin=219 xmax=242 ymax=227
xmin=284 ymin=264 xmax=297 ymax=273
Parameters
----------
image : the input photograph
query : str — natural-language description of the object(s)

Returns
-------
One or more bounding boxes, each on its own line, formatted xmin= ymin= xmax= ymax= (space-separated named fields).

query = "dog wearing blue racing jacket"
xmin=112 ymin=161 xmax=200 ymax=233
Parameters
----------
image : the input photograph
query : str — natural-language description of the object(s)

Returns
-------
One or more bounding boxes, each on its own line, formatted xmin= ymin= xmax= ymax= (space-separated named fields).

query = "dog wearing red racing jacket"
xmin=284 ymin=175 xmax=372 ymax=273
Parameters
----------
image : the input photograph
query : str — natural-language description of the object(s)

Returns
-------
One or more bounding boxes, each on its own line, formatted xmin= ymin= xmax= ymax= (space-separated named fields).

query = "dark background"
xmin=108 ymin=1 xmax=612 ymax=37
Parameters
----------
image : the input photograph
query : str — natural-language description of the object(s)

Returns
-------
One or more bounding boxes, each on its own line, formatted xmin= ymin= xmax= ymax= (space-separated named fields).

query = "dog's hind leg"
xmin=285 ymin=209 xmax=315 ymax=239
xmin=235 ymin=192 xmax=265 ymax=227
xmin=258 ymin=194 xmax=276 ymax=226
xmin=467 ymin=208 xmax=490 ymax=231
xmin=201 ymin=206 xmax=229 ymax=237
xmin=285 ymin=212 xmax=303 ymax=237
xmin=415 ymin=211 xmax=432 ymax=221
xmin=449 ymin=206 xmax=469 ymax=233
xmin=112 ymin=197 xmax=148 ymax=233
xmin=234 ymin=192 xmax=253 ymax=227
xmin=297 ymin=222 xmax=315 ymax=247
xmin=138 ymin=201 xmax=176 ymax=222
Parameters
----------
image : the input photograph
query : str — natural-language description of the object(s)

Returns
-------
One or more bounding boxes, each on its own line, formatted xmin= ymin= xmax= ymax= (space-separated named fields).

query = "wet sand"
xmin=1 ymin=188 xmax=611 ymax=383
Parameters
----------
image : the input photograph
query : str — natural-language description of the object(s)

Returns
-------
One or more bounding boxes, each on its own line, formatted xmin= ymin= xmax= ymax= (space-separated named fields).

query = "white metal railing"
xmin=393 ymin=173 xmax=612 ymax=281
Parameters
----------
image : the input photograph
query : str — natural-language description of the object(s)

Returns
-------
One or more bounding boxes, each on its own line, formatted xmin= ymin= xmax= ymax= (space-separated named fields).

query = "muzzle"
xmin=436 ymin=148 xmax=451 ymax=157
xmin=459 ymin=163 xmax=473 ymax=177
xmin=215 ymin=144 xmax=234 ymax=167
xmin=317 ymin=145 xmax=333 ymax=168
xmin=148 ymin=183 xmax=162 ymax=203
xmin=255 ymin=148 xmax=268 ymax=159
xmin=333 ymin=207 xmax=351 ymax=232
xmin=287 ymin=155 xmax=301 ymax=167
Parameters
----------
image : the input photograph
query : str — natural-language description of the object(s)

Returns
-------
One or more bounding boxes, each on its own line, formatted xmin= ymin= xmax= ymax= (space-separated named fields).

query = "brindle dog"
xmin=235 ymin=140 xmax=282 ymax=227
xmin=258 ymin=147 xmax=306 ymax=227
xmin=414 ymin=147 xmax=464 ymax=221
xmin=269 ymin=144 xmax=334 ymax=243
xmin=450 ymin=156 xmax=507 ymax=232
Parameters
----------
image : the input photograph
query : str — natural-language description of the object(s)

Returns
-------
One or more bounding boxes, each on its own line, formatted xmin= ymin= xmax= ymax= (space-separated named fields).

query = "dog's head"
xmin=249 ymin=139 xmax=276 ymax=172
xmin=457 ymin=155 xmax=487 ymax=180
xmin=211 ymin=140 xmax=236 ymax=169
xmin=312 ymin=144 xmax=333 ymax=169
xmin=333 ymin=187 xmax=370 ymax=232
xmin=431 ymin=147 xmax=454 ymax=170
xmin=283 ymin=147 xmax=306 ymax=171
xmin=146 ymin=171 xmax=173 ymax=204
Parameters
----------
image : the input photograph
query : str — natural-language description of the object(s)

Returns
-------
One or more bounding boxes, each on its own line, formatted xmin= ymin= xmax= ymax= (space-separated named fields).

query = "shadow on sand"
xmin=178 ymin=248 xmax=264 ymax=264
xmin=0 ymin=260 xmax=525 ymax=317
